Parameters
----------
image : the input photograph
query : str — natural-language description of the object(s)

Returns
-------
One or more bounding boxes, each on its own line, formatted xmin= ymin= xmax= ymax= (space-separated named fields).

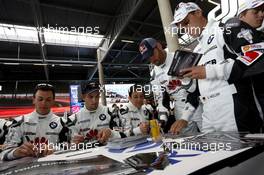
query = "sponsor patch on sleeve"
xmin=237 ymin=51 xmax=263 ymax=66
xmin=238 ymin=42 xmax=264 ymax=66
xmin=241 ymin=42 xmax=264 ymax=53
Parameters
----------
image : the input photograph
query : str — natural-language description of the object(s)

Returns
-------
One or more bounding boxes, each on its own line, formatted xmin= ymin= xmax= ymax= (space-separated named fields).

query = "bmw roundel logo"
xmin=99 ymin=114 xmax=106 ymax=121
xmin=143 ymin=110 xmax=148 ymax=116
xmin=49 ymin=122 xmax=58 ymax=129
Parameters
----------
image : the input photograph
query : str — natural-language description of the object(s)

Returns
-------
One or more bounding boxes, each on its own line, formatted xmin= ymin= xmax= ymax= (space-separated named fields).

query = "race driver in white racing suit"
xmin=1 ymin=83 xmax=71 ymax=161
xmin=69 ymin=82 xmax=124 ymax=146
xmin=170 ymin=2 xmax=262 ymax=134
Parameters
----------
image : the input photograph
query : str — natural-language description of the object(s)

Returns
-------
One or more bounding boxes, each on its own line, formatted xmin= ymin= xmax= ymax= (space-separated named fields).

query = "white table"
xmin=37 ymin=137 xmax=255 ymax=175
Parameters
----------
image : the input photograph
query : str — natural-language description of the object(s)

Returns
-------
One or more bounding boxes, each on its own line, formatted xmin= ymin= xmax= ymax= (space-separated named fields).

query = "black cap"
xmin=139 ymin=38 xmax=157 ymax=61
xmin=81 ymin=82 xmax=100 ymax=94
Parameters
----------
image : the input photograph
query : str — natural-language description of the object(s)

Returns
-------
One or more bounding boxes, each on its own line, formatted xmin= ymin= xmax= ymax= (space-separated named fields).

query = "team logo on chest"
xmin=143 ymin=109 xmax=148 ymax=116
xmin=237 ymin=29 xmax=253 ymax=44
xmin=99 ymin=114 xmax=106 ymax=121
xmin=49 ymin=122 xmax=58 ymax=129
xmin=85 ymin=129 xmax=98 ymax=141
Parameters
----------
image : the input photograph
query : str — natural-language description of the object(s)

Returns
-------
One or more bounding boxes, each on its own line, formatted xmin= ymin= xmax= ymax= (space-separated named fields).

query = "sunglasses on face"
xmin=35 ymin=83 xmax=55 ymax=92
xmin=36 ymin=83 xmax=54 ymax=88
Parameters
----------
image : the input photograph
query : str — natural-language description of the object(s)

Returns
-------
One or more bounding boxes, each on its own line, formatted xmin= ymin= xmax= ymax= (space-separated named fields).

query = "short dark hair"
xmin=128 ymin=84 xmax=145 ymax=97
xmin=33 ymin=83 xmax=55 ymax=99
xmin=239 ymin=10 xmax=248 ymax=18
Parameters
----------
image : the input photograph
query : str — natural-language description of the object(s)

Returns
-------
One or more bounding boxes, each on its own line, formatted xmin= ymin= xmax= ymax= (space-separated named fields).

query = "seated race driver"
xmin=120 ymin=84 xmax=151 ymax=137
xmin=69 ymin=82 xmax=124 ymax=147
xmin=1 ymin=83 xmax=71 ymax=161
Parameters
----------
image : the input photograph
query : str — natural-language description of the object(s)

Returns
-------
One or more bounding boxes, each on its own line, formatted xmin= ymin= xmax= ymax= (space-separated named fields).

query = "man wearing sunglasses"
xmin=69 ymin=82 xmax=123 ymax=146
xmin=169 ymin=2 xmax=262 ymax=134
xmin=1 ymin=83 xmax=70 ymax=161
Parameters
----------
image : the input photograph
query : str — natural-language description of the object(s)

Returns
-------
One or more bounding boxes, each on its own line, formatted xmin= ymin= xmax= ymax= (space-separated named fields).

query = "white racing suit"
xmin=150 ymin=50 xmax=202 ymax=132
xmin=181 ymin=20 xmax=262 ymax=133
xmin=119 ymin=102 xmax=150 ymax=137
xmin=1 ymin=111 xmax=70 ymax=161
xmin=69 ymin=104 xmax=123 ymax=141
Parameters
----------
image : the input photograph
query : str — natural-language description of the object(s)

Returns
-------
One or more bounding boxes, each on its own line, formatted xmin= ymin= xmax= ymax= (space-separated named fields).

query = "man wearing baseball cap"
xmin=69 ymin=82 xmax=123 ymax=146
xmin=236 ymin=0 xmax=264 ymax=119
xmin=224 ymin=0 xmax=264 ymax=119
xmin=216 ymin=0 xmax=264 ymax=125
xmin=237 ymin=0 xmax=264 ymax=28
xmin=169 ymin=2 xmax=262 ymax=134
xmin=171 ymin=2 xmax=201 ymax=24
xmin=139 ymin=38 xmax=201 ymax=134
xmin=171 ymin=2 xmax=206 ymax=38
xmin=139 ymin=38 xmax=157 ymax=62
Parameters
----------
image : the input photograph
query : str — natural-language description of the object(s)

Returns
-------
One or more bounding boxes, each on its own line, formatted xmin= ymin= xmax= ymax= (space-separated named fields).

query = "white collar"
xmin=33 ymin=110 xmax=53 ymax=119
xmin=157 ymin=50 xmax=173 ymax=69
xmin=198 ymin=20 xmax=218 ymax=42
xmin=83 ymin=104 xmax=102 ymax=114
xmin=127 ymin=102 xmax=140 ymax=112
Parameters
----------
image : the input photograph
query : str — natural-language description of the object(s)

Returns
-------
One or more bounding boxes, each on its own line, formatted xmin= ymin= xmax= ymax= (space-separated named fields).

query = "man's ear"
xmin=81 ymin=94 xmax=86 ymax=101
xmin=51 ymin=99 xmax=55 ymax=106
xmin=156 ymin=42 xmax=163 ymax=50
xmin=239 ymin=14 xmax=246 ymax=21
xmin=239 ymin=10 xmax=248 ymax=20
xmin=194 ymin=10 xmax=203 ymax=17
xmin=81 ymin=94 xmax=87 ymax=101
xmin=32 ymin=97 xmax=36 ymax=105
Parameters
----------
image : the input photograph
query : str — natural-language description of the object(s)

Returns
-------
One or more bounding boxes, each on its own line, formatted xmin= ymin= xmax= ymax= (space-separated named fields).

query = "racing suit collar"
xmin=33 ymin=110 xmax=53 ymax=120
xmin=83 ymin=104 xmax=102 ymax=114
xmin=197 ymin=20 xmax=215 ymax=43
xmin=127 ymin=102 xmax=140 ymax=112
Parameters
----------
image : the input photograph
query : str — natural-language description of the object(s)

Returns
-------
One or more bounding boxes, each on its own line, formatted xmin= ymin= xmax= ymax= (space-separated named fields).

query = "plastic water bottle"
xmin=150 ymin=119 xmax=162 ymax=142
